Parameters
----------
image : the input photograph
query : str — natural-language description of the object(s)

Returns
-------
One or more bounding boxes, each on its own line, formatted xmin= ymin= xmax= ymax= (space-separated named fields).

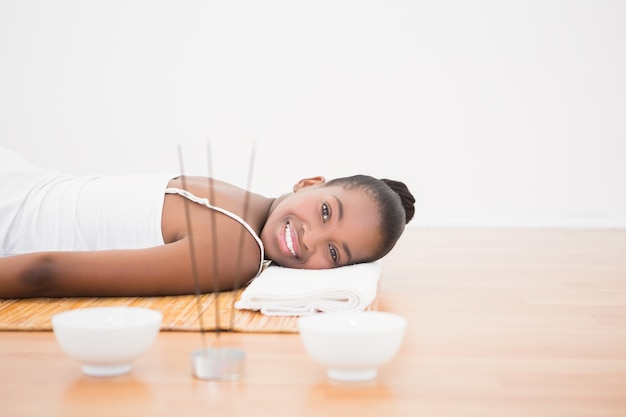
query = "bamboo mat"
xmin=0 ymin=290 xmax=299 ymax=333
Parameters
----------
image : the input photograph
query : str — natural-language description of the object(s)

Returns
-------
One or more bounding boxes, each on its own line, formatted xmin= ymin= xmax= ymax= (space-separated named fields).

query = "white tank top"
xmin=0 ymin=147 xmax=266 ymax=277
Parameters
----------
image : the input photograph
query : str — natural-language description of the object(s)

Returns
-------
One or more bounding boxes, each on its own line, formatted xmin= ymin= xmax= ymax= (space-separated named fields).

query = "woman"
xmin=0 ymin=146 xmax=415 ymax=298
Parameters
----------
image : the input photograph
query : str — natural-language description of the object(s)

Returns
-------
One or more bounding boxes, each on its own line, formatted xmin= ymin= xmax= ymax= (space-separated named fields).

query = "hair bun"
xmin=381 ymin=179 xmax=415 ymax=224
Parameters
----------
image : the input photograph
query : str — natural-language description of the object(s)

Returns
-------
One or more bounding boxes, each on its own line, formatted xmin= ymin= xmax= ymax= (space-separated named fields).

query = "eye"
xmin=328 ymin=244 xmax=338 ymax=263
xmin=321 ymin=202 xmax=330 ymax=223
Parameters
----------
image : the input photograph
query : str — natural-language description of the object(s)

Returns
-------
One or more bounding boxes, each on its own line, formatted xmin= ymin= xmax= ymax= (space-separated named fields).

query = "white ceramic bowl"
xmin=52 ymin=307 xmax=162 ymax=377
xmin=298 ymin=311 xmax=407 ymax=382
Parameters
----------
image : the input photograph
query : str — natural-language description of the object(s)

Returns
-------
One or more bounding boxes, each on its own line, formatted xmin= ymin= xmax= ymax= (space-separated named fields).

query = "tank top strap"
xmin=164 ymin=187 xmax=266 ymax=277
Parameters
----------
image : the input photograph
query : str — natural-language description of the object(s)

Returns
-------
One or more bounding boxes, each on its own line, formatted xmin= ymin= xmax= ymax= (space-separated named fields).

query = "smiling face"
xmin=260 ymin=177 xmax=383 ymax=269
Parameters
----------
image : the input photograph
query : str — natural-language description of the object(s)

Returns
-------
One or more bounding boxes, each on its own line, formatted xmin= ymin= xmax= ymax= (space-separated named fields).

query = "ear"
xmin=292 ymin=176 xmax=326 ymax=193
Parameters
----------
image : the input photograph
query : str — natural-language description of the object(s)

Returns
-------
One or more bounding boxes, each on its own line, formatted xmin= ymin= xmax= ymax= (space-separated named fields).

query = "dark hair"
xmin=326 ymin=175 xmax=415 ymax=262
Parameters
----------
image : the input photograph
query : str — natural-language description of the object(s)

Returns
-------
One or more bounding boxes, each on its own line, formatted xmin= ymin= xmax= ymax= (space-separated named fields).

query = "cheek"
xmin=268 ymin=195 xmax=310 ymax=222
xmin=304 ymin=253 xmax=334 ymax=269
xmin=352 ymin=229 xmax=384 ymax=261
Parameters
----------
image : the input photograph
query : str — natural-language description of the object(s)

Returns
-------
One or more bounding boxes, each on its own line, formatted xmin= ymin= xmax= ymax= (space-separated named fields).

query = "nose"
xmin=301 ymin=223 xmax=326 ymax=255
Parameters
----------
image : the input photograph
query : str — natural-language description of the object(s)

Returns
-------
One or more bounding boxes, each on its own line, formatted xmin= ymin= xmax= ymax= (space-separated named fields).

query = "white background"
xmin=1 ymin=0 xmax=625 ymax=227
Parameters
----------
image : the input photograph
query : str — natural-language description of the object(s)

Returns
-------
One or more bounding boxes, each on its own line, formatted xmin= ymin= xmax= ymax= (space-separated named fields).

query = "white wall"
xmin=1 ymin=0 xmax=625 ymax=228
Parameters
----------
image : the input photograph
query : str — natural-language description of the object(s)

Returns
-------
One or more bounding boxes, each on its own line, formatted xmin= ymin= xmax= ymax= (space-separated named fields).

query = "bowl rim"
xmin=51 ymin=306 xmax=163 ymax=329
xmin=297 ymin=311 xmax=407 ymax=333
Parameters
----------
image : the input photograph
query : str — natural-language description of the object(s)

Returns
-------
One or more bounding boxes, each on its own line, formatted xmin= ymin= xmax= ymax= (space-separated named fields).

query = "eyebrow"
xmin=332 ymin=195 xmax=352 ymax=263
xmin=341 ymin=242 xmax=352 ymax=264
xmin=332 ymin=195 xmax=343 ymax=221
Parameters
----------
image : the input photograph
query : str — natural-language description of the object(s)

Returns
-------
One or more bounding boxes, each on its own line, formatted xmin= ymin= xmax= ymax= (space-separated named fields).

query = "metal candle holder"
xmin=191 ymin=347 xmax=246 ymax=380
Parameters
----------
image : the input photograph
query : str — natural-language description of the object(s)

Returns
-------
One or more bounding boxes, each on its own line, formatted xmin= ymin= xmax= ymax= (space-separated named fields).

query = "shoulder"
xmin=162 ymin=177 xmax=273 ymax=242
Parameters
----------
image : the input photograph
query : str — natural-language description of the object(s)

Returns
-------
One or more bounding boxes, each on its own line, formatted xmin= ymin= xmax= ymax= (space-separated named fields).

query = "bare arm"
xmin=0 ymin=236 xmax=261 ymax=299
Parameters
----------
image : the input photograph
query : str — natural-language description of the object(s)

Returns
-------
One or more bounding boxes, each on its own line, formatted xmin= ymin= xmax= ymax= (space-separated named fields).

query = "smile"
xmin=285 ymin=222 xmax=297 ymax=257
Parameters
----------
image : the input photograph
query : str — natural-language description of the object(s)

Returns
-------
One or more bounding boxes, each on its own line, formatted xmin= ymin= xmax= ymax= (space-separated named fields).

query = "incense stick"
xmin=229 ymin=143 xmax=256 ymax=331
xmin=177 ymin=145 xmax=207 ymax=351
xmin=205 ymin=140 xmax=221 ymax=337
xmin=180 ymin=140 xmax=255 ymax=338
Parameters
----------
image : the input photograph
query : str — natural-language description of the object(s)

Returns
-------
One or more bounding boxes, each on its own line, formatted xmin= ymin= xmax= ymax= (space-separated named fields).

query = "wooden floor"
xmin=1 ymin=229 xmax=625 ymax=417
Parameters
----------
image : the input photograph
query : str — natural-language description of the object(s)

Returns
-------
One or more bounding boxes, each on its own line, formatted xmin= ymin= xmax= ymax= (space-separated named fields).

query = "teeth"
xmin=285 ymin=223 xmax=297 ymax=257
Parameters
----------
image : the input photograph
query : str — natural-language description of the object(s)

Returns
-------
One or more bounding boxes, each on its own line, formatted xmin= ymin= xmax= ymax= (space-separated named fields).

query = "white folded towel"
xmin=234 ymin=262 xmax=381 ymax=316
